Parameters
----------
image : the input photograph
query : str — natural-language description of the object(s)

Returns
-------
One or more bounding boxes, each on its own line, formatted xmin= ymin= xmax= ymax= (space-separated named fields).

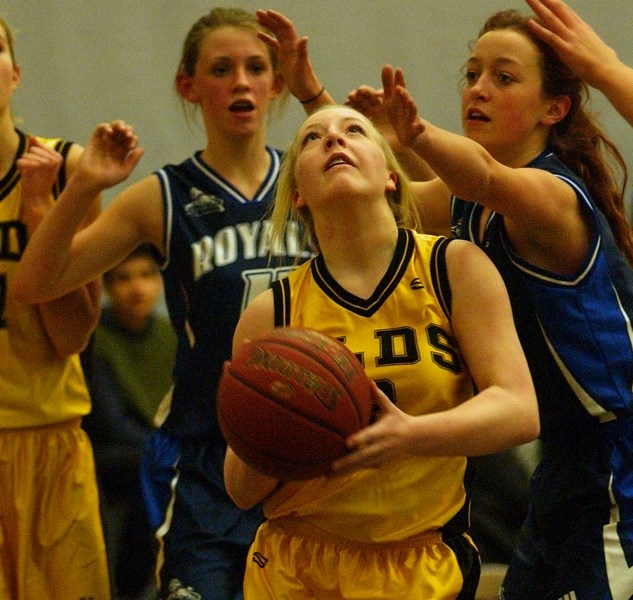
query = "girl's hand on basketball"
xmin=330 ymin=382 xmax=415 ymax=473
xmin=75 ymin=120 xmax=144 ymax=192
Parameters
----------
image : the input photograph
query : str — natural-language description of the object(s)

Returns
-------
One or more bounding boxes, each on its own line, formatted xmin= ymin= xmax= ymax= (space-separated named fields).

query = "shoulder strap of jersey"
xmin=272 ymin=277 xmax=291 ymax=327
xmin=429 ymin=236 xmax=453 ymax=319
xmin=51 ymin=139 xmax=74 ymax=199
xmin=24 ymin=132 xmax=74 ymax=200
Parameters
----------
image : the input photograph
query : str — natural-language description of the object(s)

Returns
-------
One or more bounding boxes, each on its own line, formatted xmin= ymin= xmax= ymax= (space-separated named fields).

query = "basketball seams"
xmin=223 ymin=362 xmax=352 ymax=437
xmin=218 ymin=409 xmax=338 ymax=479
xmin=218 ymin=366 xmax=346 ymax=479
xmin=259 ymin=332 xmax=370 ymax=429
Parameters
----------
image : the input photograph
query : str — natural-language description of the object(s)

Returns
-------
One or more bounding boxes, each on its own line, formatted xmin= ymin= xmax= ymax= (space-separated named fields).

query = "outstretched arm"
xmin=12 ymin=139 xmax=101 ymax=357
xmin=11 ymin=121 xmax=145 ymax=306
xmin=382 ymin=64 xmax=590 ymax=275
xmin=256 ymin=9 xmax=335 ymax=112
xmin=526 ymin=0 xmax=633 ymax=127
xmin=346 ymin=83 xmax=450 ymax=235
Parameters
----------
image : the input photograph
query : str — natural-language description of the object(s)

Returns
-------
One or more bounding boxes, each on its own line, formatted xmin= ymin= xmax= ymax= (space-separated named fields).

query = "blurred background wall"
xmin=7 ymin=1 xmax=633 ymax=211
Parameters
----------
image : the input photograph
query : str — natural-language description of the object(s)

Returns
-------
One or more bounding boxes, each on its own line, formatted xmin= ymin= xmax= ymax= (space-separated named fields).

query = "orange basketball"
xmin=217 ymin=327 xmax=373 ymax=480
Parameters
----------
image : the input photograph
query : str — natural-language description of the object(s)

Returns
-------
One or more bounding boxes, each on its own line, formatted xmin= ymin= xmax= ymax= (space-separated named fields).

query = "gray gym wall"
xmin=8 ymin=1 xmax=633 ymax=215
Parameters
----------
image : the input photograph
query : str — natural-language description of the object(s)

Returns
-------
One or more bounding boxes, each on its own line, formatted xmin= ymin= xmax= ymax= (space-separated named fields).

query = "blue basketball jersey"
xmin=452 ymin=150 xmax=633 ymax=598
xmin=155 ymin=148 xmax=307 ymax=441
xmin=452 ymin=151 xmax=633 ymax=439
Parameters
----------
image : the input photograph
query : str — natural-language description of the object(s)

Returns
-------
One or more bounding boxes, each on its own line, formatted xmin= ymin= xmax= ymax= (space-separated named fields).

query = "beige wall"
xmin=8 ymin=1 xmax=633 ymax=209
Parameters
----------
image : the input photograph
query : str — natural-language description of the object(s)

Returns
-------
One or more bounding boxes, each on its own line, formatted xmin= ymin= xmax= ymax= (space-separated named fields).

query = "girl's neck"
xmin=492 ymin=131 xmax=549 ymax=169
xmin=200 ymin=131 xmax=271 ymax=199
xmin=112 ymin=306 xmax=152 ymax=334
xmin=317 ymin=206 xmax=399 ymax=299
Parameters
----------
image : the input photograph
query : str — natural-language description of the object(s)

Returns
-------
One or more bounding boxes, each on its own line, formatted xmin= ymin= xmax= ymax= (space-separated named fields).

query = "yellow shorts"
xmin=243 ymin=517 xmax=479 ymax=599
xmin=0 ymin=420 xmax=110 ymax=600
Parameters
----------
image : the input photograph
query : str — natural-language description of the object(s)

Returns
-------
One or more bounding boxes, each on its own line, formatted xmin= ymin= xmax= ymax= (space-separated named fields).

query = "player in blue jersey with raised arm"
xmin=375 ymin=7 xmax=633 ymax=599
xmin=11 ymin=7 xmax=331 ymax=599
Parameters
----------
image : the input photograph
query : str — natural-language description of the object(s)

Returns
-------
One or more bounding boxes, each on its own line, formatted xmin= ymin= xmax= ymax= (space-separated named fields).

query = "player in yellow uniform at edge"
xmin=0 ymin=15 xmax=108 ymax=600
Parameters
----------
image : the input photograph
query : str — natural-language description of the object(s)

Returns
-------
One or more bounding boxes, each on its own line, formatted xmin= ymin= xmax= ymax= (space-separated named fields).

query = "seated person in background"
xmin=82 ymin=243 xmax=177 ymax=600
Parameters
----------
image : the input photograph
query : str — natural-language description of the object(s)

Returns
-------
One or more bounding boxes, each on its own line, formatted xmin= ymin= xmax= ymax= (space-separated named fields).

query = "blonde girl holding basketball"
xmin=223 ymin=104 xmax=538 ymax=599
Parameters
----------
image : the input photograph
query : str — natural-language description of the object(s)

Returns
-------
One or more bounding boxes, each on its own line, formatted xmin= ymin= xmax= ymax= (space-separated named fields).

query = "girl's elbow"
xmin=233 ymin=495 xmax=259 ymax=511
xmin=52 ymin=333 xmax=92 ymax=359
xmin=520 ymin=418 xmax=540 ymax=446
xmin=225 ymin=480 xmax=259 ymax=511
xmin=47 ymin=311 xmax=100 ymax=358
xmin=224 ymin=447 xmax=279 ymax=509
xmin=519 ymin=394 xmax=540 ymax=444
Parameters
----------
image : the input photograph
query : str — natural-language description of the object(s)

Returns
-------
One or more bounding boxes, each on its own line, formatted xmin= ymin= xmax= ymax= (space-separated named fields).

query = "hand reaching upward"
xmin=76 ymin=120 xmax=144 ymax=193
xmin=525 ymin=0 xmax=633 ymax=128
xmin=17 ymin=137 xmax=62 ymax=225
xmin=382 ymin=65 xmax=427 ymax=152
xmin=526 ymin=0 xmax=617 ymax=85
xmin=256 ymin=9 xmax=326 ymax=107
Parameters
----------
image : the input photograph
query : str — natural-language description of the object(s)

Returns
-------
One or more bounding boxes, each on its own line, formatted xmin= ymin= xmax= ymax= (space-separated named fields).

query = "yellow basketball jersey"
xmin=266 ymin=229 xmax=475 ymax=542
xmin=0 ymin=131 xmax=91 ymax=428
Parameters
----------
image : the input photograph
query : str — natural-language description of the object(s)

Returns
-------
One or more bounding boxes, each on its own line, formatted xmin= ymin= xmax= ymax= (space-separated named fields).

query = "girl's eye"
xmin=465 ymin=70 xmax=479 ymax=84
xmin=248 ymin=62 xmax=267 ymax=74
xmin=348 ymin=124 xmax=365 ymax=135
xmin=211 ymin=64 xmax=230 ymax=76
xmin=301 ymin=131 xmax=320 ymax=146
xmin=247 ymin=59 xmax=268 ymax=75
xmin=497 ymin=72 xmax=513 ymax=85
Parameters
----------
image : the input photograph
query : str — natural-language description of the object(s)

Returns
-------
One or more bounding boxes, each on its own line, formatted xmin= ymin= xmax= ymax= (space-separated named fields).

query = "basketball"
xmin=217 ymin=327 xmax=374 ymax=481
